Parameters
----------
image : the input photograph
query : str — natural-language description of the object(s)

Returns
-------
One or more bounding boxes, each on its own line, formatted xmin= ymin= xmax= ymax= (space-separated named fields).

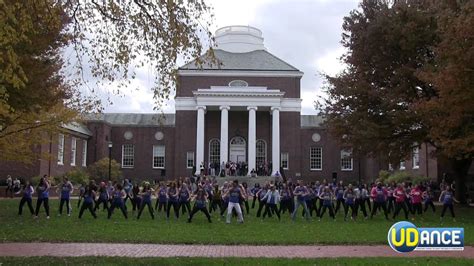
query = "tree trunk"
xmin=451 ymin=158 xmax=472 ymax=204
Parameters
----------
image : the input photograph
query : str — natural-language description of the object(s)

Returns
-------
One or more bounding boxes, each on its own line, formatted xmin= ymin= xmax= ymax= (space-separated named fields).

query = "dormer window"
xmin=228 ymin=80 xmax=248 ymax=87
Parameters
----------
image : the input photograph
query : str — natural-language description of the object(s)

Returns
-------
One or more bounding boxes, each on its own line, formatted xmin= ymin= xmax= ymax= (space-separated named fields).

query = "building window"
xmin=256 ymin=139 xmax=267 ymax=166
xmin=281 ymin=152 xmax=289 ymax=170
xmin=71 ymin=137 xmax=77 ymax=166
xmin=341 ymin=148 xmax=353 ymax=171
xmin=228 ymin=80 xmax=248 ymax=87
xmin=400 ymin=161 xmax=406 ymax=170
xmin=209 ymin=139 xmax=220 ymax=164
xmin=186 ymin=152 xmax=195 ymax=169
xmin=82 ymin=140 xmax=87 ymax=167
xmin=153 ymin=145 xmax=165 ymax=169
xmin=122 ymin=144 xmax=134 ymax=168
xmin=57 ymin=134 xmax=64 ymax=165
xmin=412 ymin=146 xmax=420 ymax=169
xmin=310 ymin=147 xmax=322 ymax=170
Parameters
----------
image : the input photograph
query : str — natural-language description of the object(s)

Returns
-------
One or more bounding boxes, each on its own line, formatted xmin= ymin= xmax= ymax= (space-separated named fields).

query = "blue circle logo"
xmin=387 ymin=221 xmax=419 ymax=253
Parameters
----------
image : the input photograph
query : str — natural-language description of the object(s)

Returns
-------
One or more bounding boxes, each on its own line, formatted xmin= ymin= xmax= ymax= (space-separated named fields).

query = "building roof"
xmin=85 ymin=113 xmax=175 ymax=126
xmin=179 ymin=49 xmax=301 ymax=72
xmin=301 ymin=115 xmax=325 ymax=128
xmin=63 ymin=122 xmax=93 ymax=136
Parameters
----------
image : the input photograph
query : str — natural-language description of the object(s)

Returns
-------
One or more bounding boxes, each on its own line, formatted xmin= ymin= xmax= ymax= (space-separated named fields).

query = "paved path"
xmin=0 ymin=243 xmax=472 ymax=258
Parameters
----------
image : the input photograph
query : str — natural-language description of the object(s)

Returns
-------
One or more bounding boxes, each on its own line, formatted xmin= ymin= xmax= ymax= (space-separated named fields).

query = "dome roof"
xmin=214 ymin=25 xmax=266 ymax=53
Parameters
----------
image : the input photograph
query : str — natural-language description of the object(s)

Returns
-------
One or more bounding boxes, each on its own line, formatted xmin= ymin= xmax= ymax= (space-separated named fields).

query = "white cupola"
xmin=214 ymin=25 xmax=267 ymax=53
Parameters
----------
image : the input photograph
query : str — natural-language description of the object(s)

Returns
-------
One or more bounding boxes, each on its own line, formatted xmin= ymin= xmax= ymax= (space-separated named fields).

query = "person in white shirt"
xmin=261 ymin=185 xmax=281 ymax=220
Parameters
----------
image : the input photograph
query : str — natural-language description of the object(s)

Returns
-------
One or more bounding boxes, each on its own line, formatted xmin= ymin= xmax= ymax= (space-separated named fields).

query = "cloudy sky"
xmin=102 ymin=0 xmax=360 ymax=114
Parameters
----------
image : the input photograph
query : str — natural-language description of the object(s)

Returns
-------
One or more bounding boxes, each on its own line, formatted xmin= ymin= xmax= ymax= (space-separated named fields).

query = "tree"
xmin=321 ymin=0 xmax=473 ymax=202
xmin=0 ymin=0 xmax=214 ymax=162
xmin=0 ymin=0 xmax=79 ymax=162
xmin=87 ymin=157 xmax=122 ymax=182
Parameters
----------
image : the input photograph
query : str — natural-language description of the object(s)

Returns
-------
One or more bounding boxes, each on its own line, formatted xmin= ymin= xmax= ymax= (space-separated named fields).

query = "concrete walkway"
xmin=0 ymin=243 xmax=472 ymax=258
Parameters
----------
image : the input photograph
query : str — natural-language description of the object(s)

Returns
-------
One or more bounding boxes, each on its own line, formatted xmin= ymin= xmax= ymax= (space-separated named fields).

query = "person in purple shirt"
xmin=178 ymin=183 xmax=191 ymax=217
xmin=58 ymin=177 xmax=73 ymax=217
xmin=291 ymin=180 xmax=311 ymax=221
xmin=155 ymin=182 xmax=168 ymax=214
xmin=334 ymin=181 xmax=345 ymax=215
xmin=137 ymin=182 xmax=155 ymax=220
xmin=319 ymin=186 xmax=335 ymax=221
xmin=223 ymin=180 xmax=244 ymax=224
xmin=439 ymin=186 xmax=459 ymax=221
xmin=34 ymin=175 xmax=51 ymax=219
xmin=108 ymin=184 xmax=128 ymax=219
xmin=78 ymin=185 xmax=97 ymax=219
xmin=18 ymin=181 xmax=35 ymax=216
xmin=166 ymin=182 xmax=180 ymax=220
xmin=279 ymin=183 xmax=293 ymax=215
xmin=187 ymin=186 xmax=212 ymax=223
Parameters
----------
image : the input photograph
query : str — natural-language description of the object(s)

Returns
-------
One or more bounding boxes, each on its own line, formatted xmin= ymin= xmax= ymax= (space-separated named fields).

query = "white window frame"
xmin=400 ymin=161 xmax=406 ymax=170
xmin=310 ymin=147 xmax=322 ymax=171
xmin=208 ymin=139 xmax=220 ymax=164
xmin=152 ymin=145 xmax=165 ymax=169
xmin=82 ymin=140 xmax=87 ymax=167
xmin=70 ymin=137 xmax=77 ymax=166
xmin=122 ymin=144 xmax=135 ymax=168
xmin=281 ymin=152 xmax=289 ymax=170
xmin=412 ymin=146 xmax=420 ymax=169
xmin=186 ymin=152 xmax=195 ymax=169
xmin=340 ymin=148 xmax=353 ymax=171
xmin=57 ymin=134 xmax=64 ymax=165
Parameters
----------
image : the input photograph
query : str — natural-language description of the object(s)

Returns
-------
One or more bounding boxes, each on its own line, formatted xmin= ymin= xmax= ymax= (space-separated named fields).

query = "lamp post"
xmin=108 ymin=142 xmax=113 ymax=181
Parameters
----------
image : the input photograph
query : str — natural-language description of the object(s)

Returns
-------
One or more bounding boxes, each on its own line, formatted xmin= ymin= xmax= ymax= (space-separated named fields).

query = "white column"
xmin=247 ymin=106 xmax=258 ymax=176
xmin=271 ymin=107 xmax=280 ymax=176
xmin=219 ymin=106 xmax=230 ymax=166
xmin=195 ymin=105 xmax=206 ymax=175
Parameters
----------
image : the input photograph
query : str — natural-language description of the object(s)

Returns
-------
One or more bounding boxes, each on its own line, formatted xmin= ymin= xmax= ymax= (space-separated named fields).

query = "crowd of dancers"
xmin=15 ymin=175 xmax=459 ymax=223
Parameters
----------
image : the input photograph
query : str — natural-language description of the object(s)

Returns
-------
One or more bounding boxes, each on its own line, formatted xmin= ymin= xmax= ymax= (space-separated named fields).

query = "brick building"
xmin=3 ymin=26 xmax=470 ymax=183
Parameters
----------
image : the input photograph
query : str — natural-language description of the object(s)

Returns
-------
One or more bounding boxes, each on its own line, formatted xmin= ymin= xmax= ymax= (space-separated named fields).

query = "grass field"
xmin=0 ymin=199 xmax=472 ymax=245
xmin=0 ymin=257 xmax=473 ymax=266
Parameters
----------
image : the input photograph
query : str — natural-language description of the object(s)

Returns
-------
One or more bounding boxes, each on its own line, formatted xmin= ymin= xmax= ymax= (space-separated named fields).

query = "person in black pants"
xmin=242 ymin=182 xmax=250 ymax=215
xmin=79 ymin=185 xmax=97 ymax=219
xmin=279 ymin=183 xmax=293 ymax=215
xmin=95 ymin=182 xmax=109 ymax=212
xmin=392 ymin=184 xmax=409 ymax=220
xmin=370 ymin=182 xmax=389 ymax=220
xmin=261 ymin=185 xmax=281 ymax=220
xmin=108 ymin=184 xmax=128 ymax=219
xmin=256 ymin=185 xmax=268 ymax=218
xmin=210 ymin=185 xmax=222 ymax=213
xmin=131 ymin=184 xmax=142 ymax=214
xmin=354 ymin=186 xmax=368 ymax=219
xmin=34 ymin=176 xmax=51 ymax=219
xmin=319 ymin=186 xmax=335 ymax=220
xmin=178 ymin=183 xmax=192 ymax=217
xmin=137 ymin=182 xmax=155 ymax=220
xmin=343 ymin=184 xmax=356 ymax=221
xmin=251 ymin=183 xmax=260 ymax=209
xmin=188 ymin=187 xmax=212 ymax=223
xmin=18 ymin=182 xmax=35 ymax=216
xmin=423 ymin=186 xmax=436 ymax=213
xmin=334 ymin=181 xmax=345 ymax=215
xmin=439 ymin=186 xmax=459 ymax=221
xmin=166 ymin=182 xmax=180 ymax=220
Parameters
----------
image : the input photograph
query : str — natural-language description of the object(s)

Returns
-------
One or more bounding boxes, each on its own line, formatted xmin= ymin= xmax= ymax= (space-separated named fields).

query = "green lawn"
xmin=0 ymin=199 xmax=472 ymax=245
xmin=0 ymin=257 xmax=473 ymax=266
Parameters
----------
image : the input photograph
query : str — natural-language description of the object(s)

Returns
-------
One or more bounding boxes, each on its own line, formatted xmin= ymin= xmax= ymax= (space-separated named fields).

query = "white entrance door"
xmin=229 ymin=136 xmax=246 ymax=163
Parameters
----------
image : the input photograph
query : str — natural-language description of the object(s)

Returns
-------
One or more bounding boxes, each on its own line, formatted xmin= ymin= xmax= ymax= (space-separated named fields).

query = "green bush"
xmin=87 ymin=157 xmax=122 ymax=182
xmin=385 ymin=171 xmax=430 ymax=185
xmin=63 ymin=168 xmax=90 ymax=185
xmin=378 ymin=170 xmax=391 ymax=182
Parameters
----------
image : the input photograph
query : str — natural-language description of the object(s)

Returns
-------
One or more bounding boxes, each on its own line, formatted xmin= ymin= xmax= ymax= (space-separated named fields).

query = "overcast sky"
xmin=102 ymin=0 xmax=360 ymax=114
